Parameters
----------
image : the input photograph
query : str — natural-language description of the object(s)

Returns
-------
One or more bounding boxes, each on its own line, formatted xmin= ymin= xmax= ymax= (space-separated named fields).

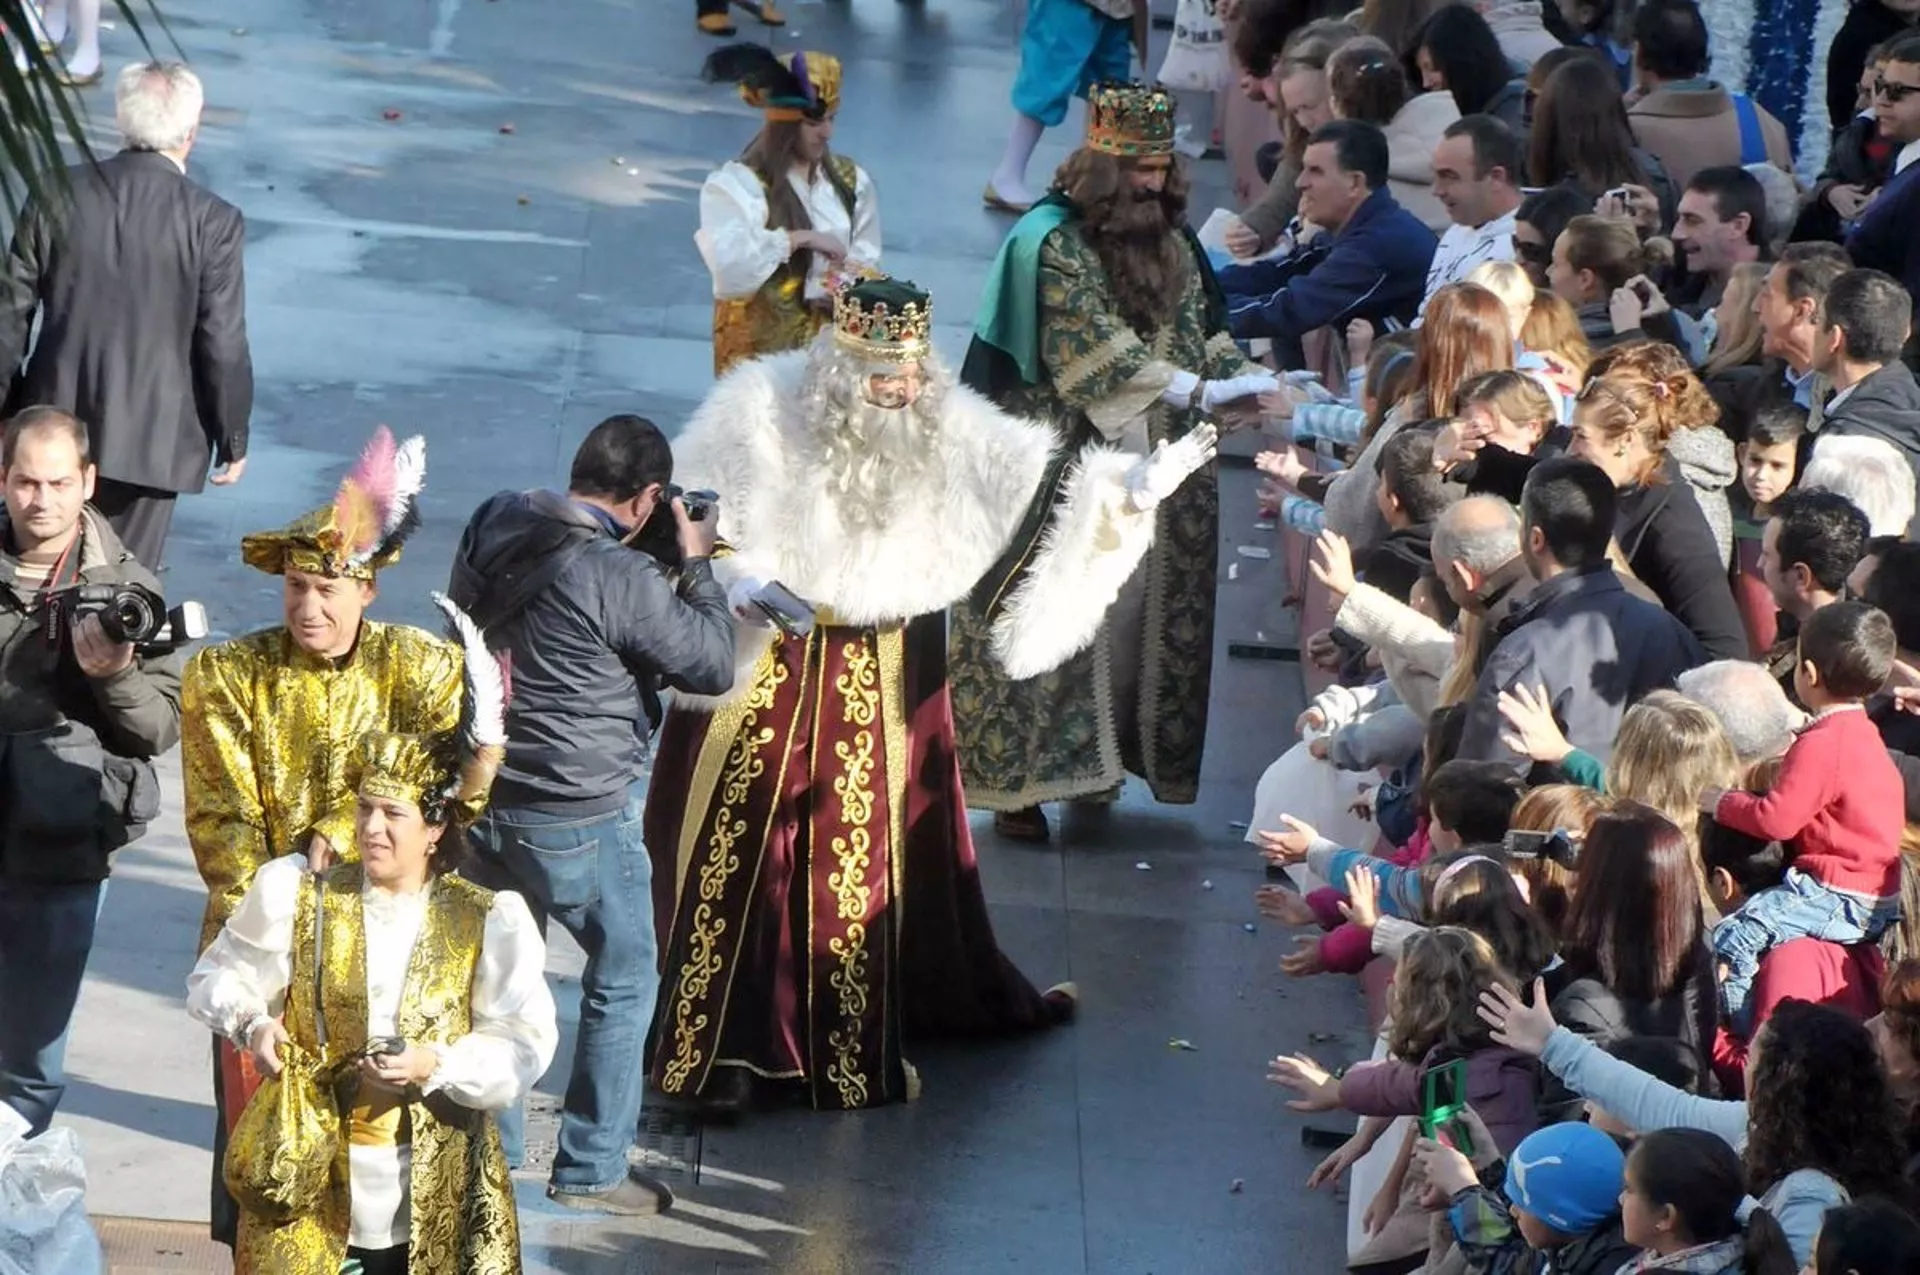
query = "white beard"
xmin=670 ymin=335 xmax=1162 ymax=706
xmin=672 ymin=340 xmax=1056 ymax=628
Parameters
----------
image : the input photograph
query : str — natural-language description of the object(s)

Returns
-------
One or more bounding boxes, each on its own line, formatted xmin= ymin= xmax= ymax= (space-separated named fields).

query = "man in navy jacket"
xmin=1218 ymin=120 xmax=1438 ymax=368
xmin=1846 ymin=33 xmax=1920 ymax=351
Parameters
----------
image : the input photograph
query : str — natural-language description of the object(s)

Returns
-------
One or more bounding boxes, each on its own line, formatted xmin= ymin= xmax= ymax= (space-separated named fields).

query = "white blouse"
xmin=694 ymin=158 xmax=881 ymax=302
xmin=187 ymin=855 xmax=558 ymax=1250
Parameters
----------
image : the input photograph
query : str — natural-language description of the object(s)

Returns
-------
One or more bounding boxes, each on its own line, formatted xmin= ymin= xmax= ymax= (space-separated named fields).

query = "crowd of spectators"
xmin=1219 ymin=0 xmax=1920 ymax=1270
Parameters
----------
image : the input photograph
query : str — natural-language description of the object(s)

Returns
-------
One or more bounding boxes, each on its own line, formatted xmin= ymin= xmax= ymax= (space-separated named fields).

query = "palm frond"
xmin=0 ymin=0 xmax=174 ymax=219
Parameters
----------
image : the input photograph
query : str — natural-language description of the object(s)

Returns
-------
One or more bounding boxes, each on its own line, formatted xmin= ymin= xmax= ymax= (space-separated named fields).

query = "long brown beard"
xmin=1083 ymin=194 xmax=1189 ymax=336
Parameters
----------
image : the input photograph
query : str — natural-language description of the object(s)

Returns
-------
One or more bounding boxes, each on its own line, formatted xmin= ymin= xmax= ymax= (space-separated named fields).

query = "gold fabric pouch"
xmin=222 ymin=1039 xmax=341 ymax=1220
xmin=222 ymin=874 xmax=341 ymax=1221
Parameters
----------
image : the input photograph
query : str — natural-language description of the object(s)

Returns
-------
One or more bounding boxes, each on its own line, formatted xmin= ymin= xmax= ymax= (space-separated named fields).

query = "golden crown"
xmin=831 ymin=276 xmax=932 ymax=363
xmin=1086 ymin=81 xmax=1177 ymax=157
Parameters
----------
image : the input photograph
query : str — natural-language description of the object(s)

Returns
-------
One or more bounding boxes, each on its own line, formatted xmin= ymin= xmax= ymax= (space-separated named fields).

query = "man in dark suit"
xmin=0 ymin=60 xmax=252 ymax=569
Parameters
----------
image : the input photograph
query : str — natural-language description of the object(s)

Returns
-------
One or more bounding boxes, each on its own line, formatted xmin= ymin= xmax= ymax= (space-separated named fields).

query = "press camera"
xmin=55 ymin=583 xmax=208 ymax=650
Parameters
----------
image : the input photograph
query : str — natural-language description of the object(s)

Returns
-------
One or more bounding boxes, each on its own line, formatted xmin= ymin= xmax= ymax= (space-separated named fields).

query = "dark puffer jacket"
xmin=448 ymin=489 xmax=734 ymax=813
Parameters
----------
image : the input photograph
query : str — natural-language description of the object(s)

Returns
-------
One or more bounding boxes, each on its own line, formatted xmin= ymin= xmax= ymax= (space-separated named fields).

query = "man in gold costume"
xmin=952 ymin=82 xmax=1275 ymax=841
xmin=647 ymin=276 xmax=1219 ymax=1110
xmin=182 ymin=426 xmax=465 ymax=1247
xmin=188 ymin=594 xmax=557 ymax=1275
xmin=696 ymin=44 xmax=880 ymax=376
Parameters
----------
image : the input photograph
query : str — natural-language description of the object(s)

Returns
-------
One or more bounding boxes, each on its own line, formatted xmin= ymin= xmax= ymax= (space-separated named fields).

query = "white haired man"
xmin=0 ymin=60 xmax=251 ymax=568
xmin=1675 ymin=660 xmax=1806 ymax=762
xmin=646 ymin=275 xmax=1216 ymax=1111
xmin=1800 ymin=432 xmax=1917 ymax=539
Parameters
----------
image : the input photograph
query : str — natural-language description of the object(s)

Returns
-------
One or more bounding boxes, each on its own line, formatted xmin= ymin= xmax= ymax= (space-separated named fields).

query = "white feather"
xmin=385 ymin=435 xmax=427 ymax=538
xmin=431 ymin=590 xmax=506 ymax=749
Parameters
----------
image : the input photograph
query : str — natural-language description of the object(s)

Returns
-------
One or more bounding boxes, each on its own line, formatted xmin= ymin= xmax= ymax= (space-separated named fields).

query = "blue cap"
xmin=1504 ymin=1123 xmax=1625 ymax=1235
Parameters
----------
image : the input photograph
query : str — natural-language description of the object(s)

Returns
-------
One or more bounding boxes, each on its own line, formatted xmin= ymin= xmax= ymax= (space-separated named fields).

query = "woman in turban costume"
xmin=697 ymin=44 xmax=882 ymax=377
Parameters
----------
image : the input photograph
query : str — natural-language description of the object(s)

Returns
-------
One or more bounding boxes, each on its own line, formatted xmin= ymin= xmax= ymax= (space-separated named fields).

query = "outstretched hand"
xmin=1496 ymin=683 xmax=1572 ymax=764
xmin=1253 ymin=814 xmax=1318 ymax=865
xmin=1477 ymin=978 xmax=1555 ymax=1056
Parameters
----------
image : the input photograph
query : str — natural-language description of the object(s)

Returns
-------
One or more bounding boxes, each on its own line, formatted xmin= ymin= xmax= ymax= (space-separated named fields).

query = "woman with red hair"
xmin=1322 ymin=281 xmax=1512 ymax=553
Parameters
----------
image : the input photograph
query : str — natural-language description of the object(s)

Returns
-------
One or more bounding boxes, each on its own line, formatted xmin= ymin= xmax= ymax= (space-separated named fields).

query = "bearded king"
xmin=646 ymin=275 xmax=1216 ymax=1111
xmin=951 ymin=82 xmax=1277 ymax=843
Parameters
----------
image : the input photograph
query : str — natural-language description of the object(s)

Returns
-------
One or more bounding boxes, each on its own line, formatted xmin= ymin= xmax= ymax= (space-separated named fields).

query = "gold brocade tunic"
xmin=232 ymin=865 xmax=520 ymax=1274
xmin=182 ymin=623 xmax=464 ymax=952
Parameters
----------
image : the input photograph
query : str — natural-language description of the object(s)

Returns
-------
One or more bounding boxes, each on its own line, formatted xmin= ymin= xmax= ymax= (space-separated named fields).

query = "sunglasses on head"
xmin=1876 ymin=76 xmax=1920 ymax=103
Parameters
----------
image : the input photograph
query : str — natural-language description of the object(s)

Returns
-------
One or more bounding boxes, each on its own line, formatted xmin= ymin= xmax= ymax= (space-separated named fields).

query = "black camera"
xmin=60 ymin=583 xmax=208 ymax=649
xmin=670 ymin=485 xmax=719 ymax=522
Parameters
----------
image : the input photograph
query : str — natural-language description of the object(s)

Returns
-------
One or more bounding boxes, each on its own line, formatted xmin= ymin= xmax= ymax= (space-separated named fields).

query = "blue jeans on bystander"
xmin=0 ymin=877 xmax=106 ymax=1135
xmin=465 ymin=782 xmax=655 ymax=1193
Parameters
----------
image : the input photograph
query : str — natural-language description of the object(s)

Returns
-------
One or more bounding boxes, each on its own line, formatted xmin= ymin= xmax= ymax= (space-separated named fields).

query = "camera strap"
xmin=32 ymin=538 xmax=80 ymax=646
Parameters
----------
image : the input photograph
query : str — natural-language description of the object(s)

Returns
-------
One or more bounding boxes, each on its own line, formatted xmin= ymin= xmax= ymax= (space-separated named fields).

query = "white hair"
xmin=1800 ymin=433 xmax=1916 ymax=538
xmin=1433 ymin=495 xmax=1522 ymax=574
xmin=1674 ymin=660 xmax=1805 ymax=762
xmin=1742 ymin=163 xmax=1799 ymax=253
xmin=800 ymin=332 xmax=948 ymax=532
xmin=115 ymin=61 xmax=204 ymax=153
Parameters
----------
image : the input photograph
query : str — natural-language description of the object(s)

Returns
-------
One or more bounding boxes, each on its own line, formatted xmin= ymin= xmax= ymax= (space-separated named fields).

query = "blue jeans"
xmin=465 ymin=783 xmax=654 ymax=1193
xmin=1713 ymin=867 xmax=1900 ymax=1036
xmin=0 ymin=878 xmax=105 ymax=1136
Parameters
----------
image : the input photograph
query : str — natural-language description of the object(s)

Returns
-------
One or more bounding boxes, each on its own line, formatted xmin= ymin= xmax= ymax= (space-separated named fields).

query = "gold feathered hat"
xmin=831 ymin=275 xmax=931 ymax=364
xmin=241 ymin=426 xmax=426 ymax=579
xmin=702 ymin=43 xmax=842 ymax=122
xmin=351 ymin=593 xmax=507 ymax=828
xmin=1085 ymin=81 xmax=1178 ymax=158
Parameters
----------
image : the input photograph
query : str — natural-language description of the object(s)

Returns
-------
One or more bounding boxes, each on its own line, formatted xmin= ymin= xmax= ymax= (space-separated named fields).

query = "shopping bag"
xmin=1155 ymin=0 xmax=1228 ymax=92
xmin=0 ymin=1106 xmax=104 ymax=1275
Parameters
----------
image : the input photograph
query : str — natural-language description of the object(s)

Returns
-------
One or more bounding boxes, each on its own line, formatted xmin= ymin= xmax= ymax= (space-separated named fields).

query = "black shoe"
xmin=547 ymin=1168 xmax=676 ymax=1216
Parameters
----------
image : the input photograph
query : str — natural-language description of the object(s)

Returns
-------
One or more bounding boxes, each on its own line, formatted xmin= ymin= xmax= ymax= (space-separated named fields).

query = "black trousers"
xmin=208 ymin=1038 xmax=238 ymax=1248
xmin=91 ymin=476 xmax=177 ymax=571
xmin=698 ymin=0 xmax=728 ymax=14
xmin=346 ymin=1246 xmax=410 ymax=1275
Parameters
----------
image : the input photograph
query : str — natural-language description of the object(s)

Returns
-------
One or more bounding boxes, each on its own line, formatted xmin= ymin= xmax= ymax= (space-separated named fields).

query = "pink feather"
xmin=344 ymin=426 xmax=400 ymax=545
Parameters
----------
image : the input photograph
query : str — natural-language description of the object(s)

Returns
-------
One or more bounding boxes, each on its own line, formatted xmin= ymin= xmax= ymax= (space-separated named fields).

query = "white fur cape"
xmin=673 ymin=350 xmax=1157 ymax=705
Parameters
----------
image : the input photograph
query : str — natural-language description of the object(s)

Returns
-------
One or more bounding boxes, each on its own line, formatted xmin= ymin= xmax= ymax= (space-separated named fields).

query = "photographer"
xmin=0 ymin=406 xmax=183 ymax=1136
xmin=447 ymin=412 xmax=733 ymax=1216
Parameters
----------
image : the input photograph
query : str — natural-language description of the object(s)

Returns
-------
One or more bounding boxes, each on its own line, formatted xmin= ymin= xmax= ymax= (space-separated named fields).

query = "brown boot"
xmin=697 ymin=11 xmax=736 ymax=35
xmin=993 ymin=806 xmax=1050 ymax=842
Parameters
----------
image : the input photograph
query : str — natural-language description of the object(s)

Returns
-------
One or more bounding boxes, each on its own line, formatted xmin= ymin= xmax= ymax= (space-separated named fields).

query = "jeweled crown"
xmin=1086 ymin=81 xmax=1177 ymax=157
xmin=831 ymin=276 xmax=932 ymax=363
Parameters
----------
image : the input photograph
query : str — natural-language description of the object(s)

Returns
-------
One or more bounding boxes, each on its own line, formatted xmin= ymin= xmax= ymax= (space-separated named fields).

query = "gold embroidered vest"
xmin=233 ymin=865 xmax=521 ymax=1275
xmin=711 ymin=154 xmax=860 ymax=378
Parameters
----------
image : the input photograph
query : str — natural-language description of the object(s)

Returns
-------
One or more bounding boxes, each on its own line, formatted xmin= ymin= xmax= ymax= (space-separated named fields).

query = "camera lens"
xmin=101 ymin=595 xmax=155 ymax=645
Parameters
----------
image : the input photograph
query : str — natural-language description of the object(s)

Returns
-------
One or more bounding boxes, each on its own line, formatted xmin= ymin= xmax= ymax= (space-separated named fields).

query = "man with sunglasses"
xmin=1848 ymin=34 xmax=1920 ymax=351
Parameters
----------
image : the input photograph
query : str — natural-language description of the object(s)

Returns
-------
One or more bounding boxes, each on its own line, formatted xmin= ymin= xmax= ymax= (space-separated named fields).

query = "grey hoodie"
xmin=1666 ymin=424 xmax=1737 ymax=568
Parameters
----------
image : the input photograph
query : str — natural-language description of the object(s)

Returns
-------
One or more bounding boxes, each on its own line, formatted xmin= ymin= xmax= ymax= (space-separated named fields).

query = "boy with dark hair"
xmin=1731 ymin=403 xmax=1804 ymax=655
xmin=1703 ymin=599 xmax=1904 ymax=1035
xmin=1423 ymin=758 xmax=1526 ymax=849
xmin=1363 ymin=426 xmax=1452 ymax=603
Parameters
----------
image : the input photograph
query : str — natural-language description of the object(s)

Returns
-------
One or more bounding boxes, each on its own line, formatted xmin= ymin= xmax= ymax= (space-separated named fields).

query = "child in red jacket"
xmin=1702 ymin=601 xmax=1905 ymax=1036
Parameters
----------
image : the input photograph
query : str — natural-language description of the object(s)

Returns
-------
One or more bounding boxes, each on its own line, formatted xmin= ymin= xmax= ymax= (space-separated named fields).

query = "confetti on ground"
xmin=499 ymin=123 xmax=516 ymax=134
xmin=1201 ymin=879 xmax=1214 ymax=891
xmin=1229 ymin=819 xmax=1250 ymax=830
xmin=1236 ymin=545 xmax=1272 ymax=560
xmin=1226 ymin=561 xmax=1239 ymax=581
xmin=1135 ymin=861 xmax=1151 ymax=871
xmin=612 ymin=156 xmax=626 ymax=165
xmin=626 ymin=167 xmax=641 ymax=176
xmin=382 ymin=109 xmax=402 ymax=121
xmin=516 ymin=196 xmax=531 ymax=206
xmin=1229 ymin=1179 xmax=1245 ymax=1194
xmin=1168 ymin=1039 xmax=1198 ymax=1051
xmin=1308 ymin=1031 xmax=1338 ymax=1044
xmin=1243 ymin=922 xmax=1257 ymax=933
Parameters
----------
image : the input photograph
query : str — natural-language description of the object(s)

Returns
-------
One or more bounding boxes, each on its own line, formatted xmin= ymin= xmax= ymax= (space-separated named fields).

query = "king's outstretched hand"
xmin=1125 ymin=422 xmax=1219 ymax=515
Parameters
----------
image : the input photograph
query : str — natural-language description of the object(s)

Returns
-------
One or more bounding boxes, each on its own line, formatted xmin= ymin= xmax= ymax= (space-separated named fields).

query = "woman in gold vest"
xmin=696 ymin=43 xmax=881 ymax=377
xmin=187 ymin=596 xmax=558 ymax=1275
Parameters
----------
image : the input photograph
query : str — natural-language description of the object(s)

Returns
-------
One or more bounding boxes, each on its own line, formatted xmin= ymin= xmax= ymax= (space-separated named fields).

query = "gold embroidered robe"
xmin=231 ymin=865 xmax=521 ymax=1274
xmin=182 ymin=623 xmax=464 ymax=953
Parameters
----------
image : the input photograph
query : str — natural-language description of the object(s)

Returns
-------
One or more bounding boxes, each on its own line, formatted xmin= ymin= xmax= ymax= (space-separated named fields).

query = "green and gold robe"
xmin=951 ymin=200 xmax=1259 ymax=809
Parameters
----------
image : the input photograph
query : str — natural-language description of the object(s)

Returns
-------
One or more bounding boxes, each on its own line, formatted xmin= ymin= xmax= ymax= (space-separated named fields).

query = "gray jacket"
xmin=0 ymin=506 xmax=184 ymax=882
xmin=448 ymin=489 xmax=735 ymax=813
xmin=1459 ymin=564 xmax=1706 ymax=767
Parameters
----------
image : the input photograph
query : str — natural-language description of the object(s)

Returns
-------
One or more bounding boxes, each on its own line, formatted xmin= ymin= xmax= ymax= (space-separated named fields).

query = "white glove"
xmin=726 ymin=575 xmax=773 ymax=627
xmin=1125 ymin=423 xmax=1220 ymax=514
xmin=1202 ymin=372 xmax=1280 ymax=409
xmin=1160 ymin=370 xmax=1201 ymax=408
